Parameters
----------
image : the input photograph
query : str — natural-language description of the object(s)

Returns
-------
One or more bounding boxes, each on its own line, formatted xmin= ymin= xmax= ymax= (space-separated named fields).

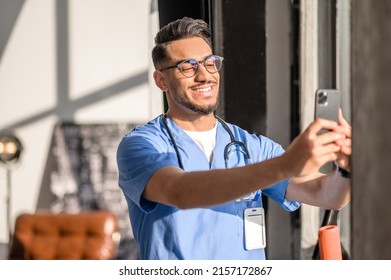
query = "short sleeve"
xmin=256 ymin=135 xmax=301 ymax=212
xmin=263 ymin=179 xmax=301 ymax=211
xmin=116 ymin=131 xmax=178 ymax=213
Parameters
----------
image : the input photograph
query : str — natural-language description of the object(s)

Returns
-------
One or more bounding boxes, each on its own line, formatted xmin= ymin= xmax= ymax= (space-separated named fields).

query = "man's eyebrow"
xmin=172 ymin=54 xmax=214 ymax=63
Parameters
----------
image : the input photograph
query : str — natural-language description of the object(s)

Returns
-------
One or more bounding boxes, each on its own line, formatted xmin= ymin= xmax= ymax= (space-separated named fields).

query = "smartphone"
xmin=314 ymin=89 xmax=340 ymax=134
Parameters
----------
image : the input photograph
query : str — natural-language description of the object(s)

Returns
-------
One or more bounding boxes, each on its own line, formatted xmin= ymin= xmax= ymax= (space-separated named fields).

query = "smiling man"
xmin=116 ymin=17 xmax=351 ymax=260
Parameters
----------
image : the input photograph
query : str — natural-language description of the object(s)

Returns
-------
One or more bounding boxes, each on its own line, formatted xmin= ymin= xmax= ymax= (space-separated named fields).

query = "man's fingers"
xmin=310 ymin=118 xmax=339 ymax=135
xmin=338 ymin=110 xmax=352 ymax=137
xmin=340 ymin=145 xmax=352 ymax=155
xmin=316 ymin=143 xmax=341 ymax=156
xmin=338 ymin=109 xmax=348 ymax=125
xmin=317 ymin=153 xmax=339 ymax=167
xmin=317 ymin=131 xmax=345 ymax=146
xmin=335 ymin=136 xmax=351 ymax=146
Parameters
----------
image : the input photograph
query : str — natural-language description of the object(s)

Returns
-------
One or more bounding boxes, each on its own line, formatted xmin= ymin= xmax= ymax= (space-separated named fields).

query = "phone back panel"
xmin=315 ymin=89 xmax=340 ymax=123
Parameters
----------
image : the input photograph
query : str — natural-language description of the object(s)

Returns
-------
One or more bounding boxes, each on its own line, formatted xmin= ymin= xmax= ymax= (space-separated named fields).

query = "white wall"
xmin=0 ymin=0 xmax=162 ymax=248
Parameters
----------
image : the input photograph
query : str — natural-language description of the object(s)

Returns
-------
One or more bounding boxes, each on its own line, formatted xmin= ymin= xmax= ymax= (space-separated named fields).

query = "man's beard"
xmin=173 ymin=93 xmax=219 ymax=115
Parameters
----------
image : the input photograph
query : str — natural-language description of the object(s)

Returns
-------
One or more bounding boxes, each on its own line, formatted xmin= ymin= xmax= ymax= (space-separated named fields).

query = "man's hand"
xmin=334 ymin=109 xmax=352 ymax=171
xmin=282 ymin=118 xmax=345 ymax=178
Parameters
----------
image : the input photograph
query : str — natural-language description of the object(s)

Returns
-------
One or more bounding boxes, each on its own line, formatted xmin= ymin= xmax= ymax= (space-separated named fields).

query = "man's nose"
xmin=195 ymin=63 xmax=213 ymax=81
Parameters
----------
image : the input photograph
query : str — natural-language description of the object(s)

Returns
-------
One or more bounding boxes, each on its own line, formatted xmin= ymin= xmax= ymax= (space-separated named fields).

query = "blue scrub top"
xmin=116 ymin=115 xmax=300 ymax=260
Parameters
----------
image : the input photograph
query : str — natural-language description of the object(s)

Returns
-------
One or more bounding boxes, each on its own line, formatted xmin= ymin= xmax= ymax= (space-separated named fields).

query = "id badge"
xmin=244 ymin=207 xmax=266 ymax=250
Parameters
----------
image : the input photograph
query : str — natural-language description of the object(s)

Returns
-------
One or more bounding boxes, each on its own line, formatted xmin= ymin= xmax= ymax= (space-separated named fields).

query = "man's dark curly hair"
xmin=152 ymin=17 xmax=212 ymax=69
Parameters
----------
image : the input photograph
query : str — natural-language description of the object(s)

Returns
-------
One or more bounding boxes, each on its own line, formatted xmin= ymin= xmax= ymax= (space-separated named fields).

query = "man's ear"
xmin=153 ymin=70 xmax=167 ymax=92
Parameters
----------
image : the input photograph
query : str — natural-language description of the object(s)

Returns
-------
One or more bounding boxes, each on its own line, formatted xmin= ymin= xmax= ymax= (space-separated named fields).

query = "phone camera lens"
xmin=318 ymin=92 xmax=328 ymax=105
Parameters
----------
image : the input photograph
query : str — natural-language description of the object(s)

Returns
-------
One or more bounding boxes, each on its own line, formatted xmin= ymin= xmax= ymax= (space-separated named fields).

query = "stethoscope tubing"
xmin=162 ymin=114 xmax=251 ymax=170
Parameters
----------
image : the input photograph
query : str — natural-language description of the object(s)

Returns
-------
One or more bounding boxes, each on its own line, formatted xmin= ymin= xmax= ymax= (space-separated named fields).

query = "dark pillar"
xmin=157 ymin=0 xmax=209 ymax=27
xmin=351 ymin=0 xmax=391 ymax=259
xmin=211 ymin=0 xmax=291 ymax=260
xmin=157 ymin=0 xmax=209 ymax=111
xmin=211 ymin=0 xmax=267 ymax=135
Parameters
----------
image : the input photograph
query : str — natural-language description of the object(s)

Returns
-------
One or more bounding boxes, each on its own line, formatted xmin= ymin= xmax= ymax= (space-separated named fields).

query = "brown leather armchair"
xmin=8 ymin=211 xmax=120 ymax=260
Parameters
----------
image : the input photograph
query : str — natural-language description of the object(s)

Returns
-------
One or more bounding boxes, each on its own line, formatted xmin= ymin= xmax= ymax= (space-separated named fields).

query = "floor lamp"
xmin=0 ymin=132 xmax=23 ymax=250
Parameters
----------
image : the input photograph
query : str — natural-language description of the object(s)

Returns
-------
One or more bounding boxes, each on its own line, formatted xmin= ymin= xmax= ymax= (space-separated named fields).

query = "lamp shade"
xmin=0 ymin=133 xmax=23 ymax=165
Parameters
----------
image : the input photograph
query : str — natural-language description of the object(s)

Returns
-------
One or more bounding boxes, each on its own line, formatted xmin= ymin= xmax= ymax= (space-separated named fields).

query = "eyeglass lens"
xmin=180 ymin=56 xmax=223 ymax=77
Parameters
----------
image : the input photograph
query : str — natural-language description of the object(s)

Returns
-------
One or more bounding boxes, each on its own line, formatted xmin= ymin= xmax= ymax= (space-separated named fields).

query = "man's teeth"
xmin=195 ymin=87 xmax=212 ymax=92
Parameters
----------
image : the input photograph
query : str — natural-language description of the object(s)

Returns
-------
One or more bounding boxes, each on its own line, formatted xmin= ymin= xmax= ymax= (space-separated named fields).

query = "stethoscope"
xmin=162 ymin=114 xmax=258 ymax=203
xmin=162 ymin=114 xmax=251 ymax=170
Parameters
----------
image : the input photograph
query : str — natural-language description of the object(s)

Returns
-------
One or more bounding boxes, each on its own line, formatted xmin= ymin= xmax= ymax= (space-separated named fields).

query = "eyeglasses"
xmin=159 ymin=55 xmax=224 ymax=77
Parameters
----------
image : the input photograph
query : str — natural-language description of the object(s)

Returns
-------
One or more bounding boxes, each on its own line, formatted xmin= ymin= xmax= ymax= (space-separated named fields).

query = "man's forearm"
xmin=144 ymin=155 xmax=289 ymax=209
xmin=319 ymin=169 xmax=351 ymax=210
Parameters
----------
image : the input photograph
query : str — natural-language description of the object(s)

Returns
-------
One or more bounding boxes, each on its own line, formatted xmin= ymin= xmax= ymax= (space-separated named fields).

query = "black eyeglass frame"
xmin=159 ymin=55 xmax=224 ymax=77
